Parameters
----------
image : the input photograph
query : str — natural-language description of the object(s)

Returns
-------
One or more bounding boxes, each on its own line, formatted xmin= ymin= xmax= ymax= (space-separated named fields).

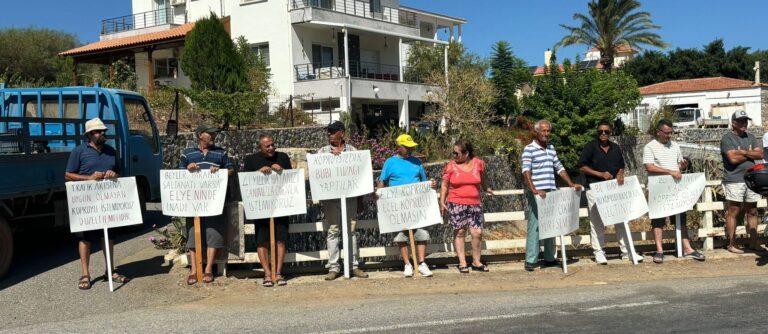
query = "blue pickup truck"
xmin=0 ymin=83 xmax=168 ymax=278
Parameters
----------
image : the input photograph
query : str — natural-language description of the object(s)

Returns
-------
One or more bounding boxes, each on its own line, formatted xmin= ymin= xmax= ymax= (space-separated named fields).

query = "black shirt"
xmin=578 ymin=140 xmax=626 ymax=188
xmin=243 ymin=151 xmax=292 ymax=172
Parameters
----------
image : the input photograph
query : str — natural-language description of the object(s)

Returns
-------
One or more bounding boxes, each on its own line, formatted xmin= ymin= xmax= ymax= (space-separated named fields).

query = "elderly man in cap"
xmin=181 ymin=124 xmax=233 ymax=285
xmin=66 ymin=118 xmax=130 ymax=290
xmin=318 ymin=121 xmax=368 ymax=280
xmin=377 ymin=134 xmax=436 ymax=277
xmin=720 ymin=110 xmax=765 ymax=253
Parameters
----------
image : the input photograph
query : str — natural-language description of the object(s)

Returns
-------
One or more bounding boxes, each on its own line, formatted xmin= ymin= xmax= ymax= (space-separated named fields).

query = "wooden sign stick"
xmin=270 ymin=217 xmax=277 ymax=283
xmin=408 ymin=229 xmax=419 ymax=276
xmin=194 ymin=216 xmax=203 ymax=286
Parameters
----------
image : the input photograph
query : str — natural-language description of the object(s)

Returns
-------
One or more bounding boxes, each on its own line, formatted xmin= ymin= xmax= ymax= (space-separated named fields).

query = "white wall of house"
xmin=639 ymin=87 xmax=764 ymax=125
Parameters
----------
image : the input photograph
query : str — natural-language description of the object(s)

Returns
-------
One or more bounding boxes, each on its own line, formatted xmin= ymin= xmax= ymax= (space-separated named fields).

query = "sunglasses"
xmin=598 ymin=130 xmax=611 ymax=135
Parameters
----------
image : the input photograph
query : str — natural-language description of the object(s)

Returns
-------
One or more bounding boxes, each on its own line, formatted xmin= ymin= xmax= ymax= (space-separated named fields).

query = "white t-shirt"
xmin=642 ymin=139 xmax=683 ymax=175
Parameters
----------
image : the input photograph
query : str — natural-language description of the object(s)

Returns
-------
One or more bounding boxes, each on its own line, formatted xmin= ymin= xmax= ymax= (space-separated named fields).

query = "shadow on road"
xmin=0 ymin=211 xmax=171 ymax=291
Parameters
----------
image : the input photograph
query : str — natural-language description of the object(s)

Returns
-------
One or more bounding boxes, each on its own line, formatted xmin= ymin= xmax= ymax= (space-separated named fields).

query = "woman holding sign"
xmin=377 ymin=134 xmax=435 ymax=278
xmin=243 ymin=134 xmax=292 ymax=287
xmin=440 ymin=140 xmax=493 ymax=274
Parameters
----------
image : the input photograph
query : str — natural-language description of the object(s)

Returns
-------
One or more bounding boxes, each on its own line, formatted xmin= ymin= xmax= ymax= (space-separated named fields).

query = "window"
xmin=124 ymin=98 xmax=159 ymax=153
xmin=370 ymin=0 xmax=382 ymax=14
xmin=312 ymin=44 xmax=333 ymax=68
xmin=251 ymin=43 xmax=270 ymax=67
xmin=154 ymin=58 xmax=178 ymax=78
xmin=309 ymin=0 xmax=333 ymax=9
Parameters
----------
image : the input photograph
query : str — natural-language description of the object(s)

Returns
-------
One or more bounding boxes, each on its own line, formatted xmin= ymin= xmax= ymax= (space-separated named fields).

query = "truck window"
xmin=124 ymin=98 xmax=158 ymax=153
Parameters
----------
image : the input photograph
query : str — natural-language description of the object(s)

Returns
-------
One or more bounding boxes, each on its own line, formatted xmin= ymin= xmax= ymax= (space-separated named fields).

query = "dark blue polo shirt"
xmin=65 ymin=143 xmax=120 ymax=175
xmin=179 ymin=145 xmax=231 ymax=170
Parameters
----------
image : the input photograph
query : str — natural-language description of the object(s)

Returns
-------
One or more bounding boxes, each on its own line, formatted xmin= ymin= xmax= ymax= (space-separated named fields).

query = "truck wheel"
xmin=0 ymin=217 xmax=13 ymax=279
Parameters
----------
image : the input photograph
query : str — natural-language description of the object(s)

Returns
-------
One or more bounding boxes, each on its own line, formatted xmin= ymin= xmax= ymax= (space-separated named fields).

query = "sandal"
xmin=653 ymin=252 xmax=664 ymax=264
xmin=106 ymin=271 xmax=131 ymax=284
xmin=727 ymin=245 xmax=744 ymax=254
xmin=186 ymin=274 xmax=197 ymax=286
xmin=262 ymin=279 xmax=274 ymax=287
xmin=202 ymin=273 xmax=214 ymax=284
xmin=471 ymin=263 xmax=489 ymax=272
xmin=458 ymin=266 xmax=469 ymax=274
xmin=78 ymin=275 xmax=91 ymax=290
xmin=276 ymin=274 xmax=287 ymax=286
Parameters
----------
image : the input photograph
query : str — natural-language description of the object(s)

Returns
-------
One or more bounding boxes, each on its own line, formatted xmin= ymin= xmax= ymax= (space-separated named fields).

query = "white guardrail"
xmin=217 ymin=180 xmax=756 ymax=265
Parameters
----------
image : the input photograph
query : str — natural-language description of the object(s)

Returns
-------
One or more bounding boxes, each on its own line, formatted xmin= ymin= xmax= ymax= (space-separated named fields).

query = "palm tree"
xmin=555 ymin=0 xmax=668 ymax=72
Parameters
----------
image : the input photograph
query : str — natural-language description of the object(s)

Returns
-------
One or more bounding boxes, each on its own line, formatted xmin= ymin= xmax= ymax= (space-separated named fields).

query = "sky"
xmin=1 ymin=0 xmax=767 ymax=67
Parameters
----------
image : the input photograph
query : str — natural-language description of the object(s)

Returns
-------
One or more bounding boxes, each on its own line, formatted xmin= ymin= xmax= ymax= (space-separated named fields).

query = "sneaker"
xmin=325 ymin=271 xmax=341 ymax=281
xmin=594 ymin=251 xmax=608 ymax=265
xmin=418 ymin=262 xmax=433 ymax=277
xmin=524 ymin=262 xmax=536 ymax=272
xmin=622 ymin=253 xmax=644 ymax=263
xmin=403 ymin=263 xmax=414 ymax=277
xmin=351 ymin=268 xmax=369 ymax=278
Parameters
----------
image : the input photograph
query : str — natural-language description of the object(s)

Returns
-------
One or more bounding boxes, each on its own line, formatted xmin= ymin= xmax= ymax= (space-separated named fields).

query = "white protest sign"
xmin=238 ymin=169 xmax=307 ymax=220
xmin=66 ymin=177 xmax=143 ymax=233
xmin=648 ymin=173 xmax=705 ymax=219
xmin=306 ymin=150 xmax=374 ymax=200
xmin=376 ymin=181 xmax=442 ymax=234
xmin=536 ymin=188 xmax=581 ymax=240
xmin=160 ymin=169 xmax=228 ymax=217
xmin=589 ymin=176 xmax=649 ymax=226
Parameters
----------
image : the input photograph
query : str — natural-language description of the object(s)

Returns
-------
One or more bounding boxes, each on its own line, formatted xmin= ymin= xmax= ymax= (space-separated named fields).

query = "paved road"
xmin=5 ymin=273 xmax=768 ymax=333
xmin=4 ymin=212 xmax=768 ymax=333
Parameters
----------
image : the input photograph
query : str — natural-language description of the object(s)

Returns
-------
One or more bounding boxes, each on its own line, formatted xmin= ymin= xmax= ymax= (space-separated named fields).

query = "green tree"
xmin=556 ymin=0 xmax=668 ymax=72
xmin=235 ymin=36 xmax=271 ymax=95
xmin=489 ymin=41 xmax=532 ymax=122
xmin=522 ymin=60 xmax=642 ymax=170
xmin=0 ymin=27 xmax=78 ymax=86
xmin=404 ymin=41 xmax=485 ymax=82
xmin=620 ymin=50 xmax=668 ymax=86
xmin=180 ymin=12 xmax=246 ymax=93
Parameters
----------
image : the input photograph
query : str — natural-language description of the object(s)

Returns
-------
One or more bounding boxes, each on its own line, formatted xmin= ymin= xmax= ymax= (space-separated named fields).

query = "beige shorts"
xmin=724 ymin=182 xmax=762 ymax=203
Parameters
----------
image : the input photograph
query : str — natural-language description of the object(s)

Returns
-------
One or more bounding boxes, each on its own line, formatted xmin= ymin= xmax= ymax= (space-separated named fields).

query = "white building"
xmin=627 ymin=76 xmax=768 ymax=131
xmin=61 ymin=0 xmax=467 ymax=129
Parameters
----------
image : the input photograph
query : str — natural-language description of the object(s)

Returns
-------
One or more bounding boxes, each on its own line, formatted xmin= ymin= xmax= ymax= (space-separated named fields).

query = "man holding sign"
xmin=578 ymin=121 xmax=641 ymax=264
xmin=720 ymin=110 xmax=765 ymax=253
xmin=65 ymin=118 xmax=130 ymax=290
xmin=377 ymin=134 xmax=435 ymax=278
xmin=318 ymin=121 xmax=368 ymax=280
xmin=643 ymin=119 xmax=705 ymax=264
xmin=180 ymin=124 xmax=233 ymax=285
xmin=522 ymin=120 xmax=582 ymax=272
xmin=243 ymin=134 xmax=293 ymax=287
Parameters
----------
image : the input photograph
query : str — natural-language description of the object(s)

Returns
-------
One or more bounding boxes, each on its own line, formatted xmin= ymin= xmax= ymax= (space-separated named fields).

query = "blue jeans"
xmin=525 ymin=190 xmax=556 ymax=264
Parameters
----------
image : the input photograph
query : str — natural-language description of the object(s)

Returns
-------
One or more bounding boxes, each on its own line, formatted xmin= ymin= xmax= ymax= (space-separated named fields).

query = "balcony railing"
xmin=290 ymin=0 xmax=417 ymax=27
xmin=101 ymin=9 xmax=186 ymax=35
xmin=295 ymin=60 xmax=425 ymax=83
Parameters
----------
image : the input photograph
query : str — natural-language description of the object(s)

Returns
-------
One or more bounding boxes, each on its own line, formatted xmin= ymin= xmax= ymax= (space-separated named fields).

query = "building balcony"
xmin=289 ymin=0 xmax=420 ymax=36
xmin=101 ymin=9 xmax=186 ymax=38
xmin=294 ymin=60 xmax=424 ymax=84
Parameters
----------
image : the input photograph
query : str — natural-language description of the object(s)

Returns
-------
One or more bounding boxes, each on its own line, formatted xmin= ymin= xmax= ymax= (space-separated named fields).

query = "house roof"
xmin=586 ymin=44 xmax=637 ymax=54
xmin=531 ymin=60 xmax=604 ymax=75
xmin=639 ymin=77 xmax=766 ymax=95
xmin=59 ymin=22 xmax=195 ymax=57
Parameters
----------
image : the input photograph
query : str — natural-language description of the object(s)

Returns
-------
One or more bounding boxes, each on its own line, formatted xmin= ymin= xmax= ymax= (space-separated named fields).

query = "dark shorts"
xmin=651 ymin=212 xmax=687 ymax=229
xmin=251 ymin=216 xmax=290 ymax=245
xmin=76 ymin=230 xmax=105 ymax=243
xmin=185 ymin=216 xmax=226 ymax=249
xmin=447 ymin=202 xmax=484 ymax=230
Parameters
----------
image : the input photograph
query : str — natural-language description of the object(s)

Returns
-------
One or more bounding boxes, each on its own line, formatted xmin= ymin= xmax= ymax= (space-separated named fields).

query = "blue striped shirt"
xmin=179 ymin=145 xmax=232 ymax=170
xmin=521 ymin=140 xmax=565 ymax=191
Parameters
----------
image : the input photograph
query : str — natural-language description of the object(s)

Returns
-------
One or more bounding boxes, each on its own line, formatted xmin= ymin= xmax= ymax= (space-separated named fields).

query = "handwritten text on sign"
xmin=590 ymin=176 xmax=649 ymax=226
xmin=66 ymin=177 xmax=143 ymax=233
xmin=376 ymin=181 xmax=442 ymax=234
xmin=238 ymin=169 xmax=307 ymax=220
xmin=648 ymin=173 xmax=705 ymax=219
xmin=160 ymin=169 xmax=228 ymax=217
xmin=536 ymin=188 xmax=581 ymax=240
xmin=307 ymin=150 xmax=374 ymax=200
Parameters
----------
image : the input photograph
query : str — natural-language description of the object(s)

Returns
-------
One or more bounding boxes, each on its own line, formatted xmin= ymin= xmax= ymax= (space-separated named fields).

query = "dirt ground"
xmin=168 ymin=250 xmax=768 ymax=307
